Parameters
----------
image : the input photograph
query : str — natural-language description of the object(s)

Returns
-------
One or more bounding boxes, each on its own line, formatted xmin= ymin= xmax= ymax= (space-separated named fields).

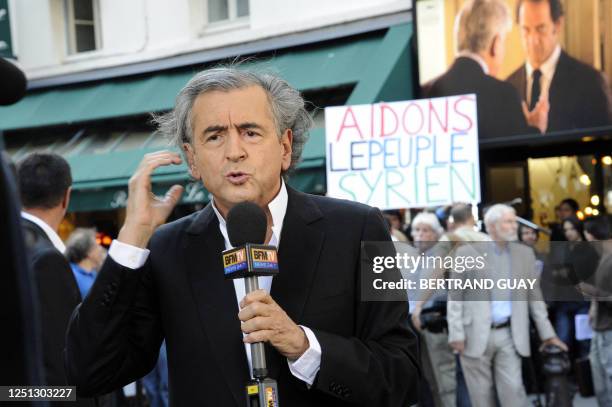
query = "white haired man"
xmin=65 ymin=67 xmax=419 ymax=406
xmin=447 ymin=204 xmax=566 ymax=407
xmin=425 ymin=0 xmax=547 ymax=139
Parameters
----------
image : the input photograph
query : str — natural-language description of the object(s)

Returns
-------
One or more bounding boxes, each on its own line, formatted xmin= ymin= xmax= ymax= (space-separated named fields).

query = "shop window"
xmin=206 ymin=0 xmax=249 ymax=24
xmin=528 ymin=155 xmax=597 ymax=227
xmin=65 ymin=0 xmax=101 ymax=54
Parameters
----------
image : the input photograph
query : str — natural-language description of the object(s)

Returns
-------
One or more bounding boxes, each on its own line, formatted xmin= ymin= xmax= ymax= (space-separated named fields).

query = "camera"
xmin=419 ymin=301 xmax=448 ymax=333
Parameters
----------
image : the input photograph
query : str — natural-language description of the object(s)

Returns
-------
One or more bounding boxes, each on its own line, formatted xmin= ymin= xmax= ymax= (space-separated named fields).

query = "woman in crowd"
xmin=552 ymin=216 xmax=599 ymax=358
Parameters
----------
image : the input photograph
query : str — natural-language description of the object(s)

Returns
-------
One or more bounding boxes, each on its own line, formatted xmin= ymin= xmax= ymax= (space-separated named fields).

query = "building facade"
xmin=1 ymin=0 xmax=413 ymax=239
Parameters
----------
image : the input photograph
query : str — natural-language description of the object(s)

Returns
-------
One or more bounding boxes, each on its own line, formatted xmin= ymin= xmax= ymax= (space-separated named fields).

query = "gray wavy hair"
xmin=65 ymin=228 xmax=97 ymax=264
xmin=152 ymin=66 xmax=313 ymax=175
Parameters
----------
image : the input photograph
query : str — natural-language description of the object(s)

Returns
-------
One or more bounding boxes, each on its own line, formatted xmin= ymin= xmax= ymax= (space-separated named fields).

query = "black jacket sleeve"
xmin=65 ymin=255 xmax=163 ymax=397
xmin=311 ymin=207 xmax=420 ymax=406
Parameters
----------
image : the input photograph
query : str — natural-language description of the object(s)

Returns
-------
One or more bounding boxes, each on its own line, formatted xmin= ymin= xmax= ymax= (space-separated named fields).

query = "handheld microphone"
xmin=223 ymin=201 xmax=280 ymax=407
xmin=0 ymin=58 xmax=27 ymax=106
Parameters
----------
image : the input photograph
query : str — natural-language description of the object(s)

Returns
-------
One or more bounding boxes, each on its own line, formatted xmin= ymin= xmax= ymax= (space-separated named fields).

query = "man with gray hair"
xmin=447 ymin=204 xmax=565 ymax=406
xmin=65 ymin=228 xmax=106 ymax=299
xmin=425 ymin=0 xmax=547 ymax=139
xmin=66 ymin=67 xmax=419 ymax=406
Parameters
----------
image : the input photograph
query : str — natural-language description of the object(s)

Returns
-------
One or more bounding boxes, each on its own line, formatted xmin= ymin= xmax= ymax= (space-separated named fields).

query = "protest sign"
xmin=325 ymin=95 xmax=481 ymax=209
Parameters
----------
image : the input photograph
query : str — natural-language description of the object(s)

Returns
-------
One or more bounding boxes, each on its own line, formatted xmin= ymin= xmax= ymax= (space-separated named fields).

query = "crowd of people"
xmin=9 ymin=148 xmax=612 ymax=407
xmin=383 ymin=200 xmax=612 ymax=407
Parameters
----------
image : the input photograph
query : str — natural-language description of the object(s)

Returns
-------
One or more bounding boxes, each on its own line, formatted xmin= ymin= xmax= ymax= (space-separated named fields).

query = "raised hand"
xmin=118 ymin=151 xmax=184 ymax=248
xmin=522 ymin=99 xmax=549 ymax=134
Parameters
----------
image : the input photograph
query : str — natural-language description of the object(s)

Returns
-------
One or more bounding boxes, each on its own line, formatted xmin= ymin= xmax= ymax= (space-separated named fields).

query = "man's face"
xmin=412 ymin=223 xmax=438 ymax=250
xmin=520 ymin=227 xmax=538 ymax=246
xmin=563 ymin=220 xmax=581 ymax=242
xmin=87 ymin=242 xmax=106 ymax=271
xmin=558 ymin=203 xmax=575 ymax=220
xmin=385 ymin=214 xmax=401 ymax=231
xmin=185 ymin=86 xmax=292 ymax=217
xmin=519 ymin=1 xmax=561 ymax=68
xmin=493 ymin=212 xmax=518 ymax=241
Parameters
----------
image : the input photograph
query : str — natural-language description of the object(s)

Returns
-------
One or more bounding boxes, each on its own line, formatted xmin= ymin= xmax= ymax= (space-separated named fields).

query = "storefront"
xmin=0 ymin=21 xmax=413 ymax=241
xmin=481 ymin=129 xmax=612 ymax=234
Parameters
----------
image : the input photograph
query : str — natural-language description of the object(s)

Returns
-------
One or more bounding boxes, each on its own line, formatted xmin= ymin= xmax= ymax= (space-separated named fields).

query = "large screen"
xmin=413 ymin=0 xmax=612 ymax=144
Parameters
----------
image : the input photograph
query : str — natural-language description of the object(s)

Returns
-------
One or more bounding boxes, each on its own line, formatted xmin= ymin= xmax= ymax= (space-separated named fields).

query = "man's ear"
xmin=280 ymin=129 xmax=293 ymax=172
xmin=490 ymin=34 xmax=500 ymax=58
xmin=61 ymin=187 xmax=71 ymax=211
xmin=183 ymin=143 xmax=201 ymax=179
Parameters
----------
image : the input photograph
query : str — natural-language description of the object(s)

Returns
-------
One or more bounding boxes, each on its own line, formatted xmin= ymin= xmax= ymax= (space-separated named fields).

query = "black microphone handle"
xmin=244 ymin=276 xmax=268 ymax=379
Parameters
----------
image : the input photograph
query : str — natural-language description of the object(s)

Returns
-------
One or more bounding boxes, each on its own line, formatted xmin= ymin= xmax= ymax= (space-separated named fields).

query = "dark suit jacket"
xmin=424 ymin=56 xmax=536 ymax=140
xmin=66 ymin=188 xmax=420 ymax=406
xmin=1 ymin=159 xmax=43 ymax=400
xmin=21 ymin=218 xmax=96 ymax=407
xmin=507 ymin=50 xmax=612 ymax=132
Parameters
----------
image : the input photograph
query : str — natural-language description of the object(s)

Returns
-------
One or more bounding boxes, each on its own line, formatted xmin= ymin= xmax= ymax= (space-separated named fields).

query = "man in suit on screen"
xmin=507 ymin=0 xmax=612 ymax=133
xmin=425 ymin=0 xmax=548 ymax=140
xmin=65 ymin=67 xmax=420 ymax=406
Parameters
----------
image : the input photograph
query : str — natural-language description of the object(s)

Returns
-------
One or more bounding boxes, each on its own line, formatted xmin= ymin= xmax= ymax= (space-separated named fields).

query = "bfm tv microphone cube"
xmin=223 ymin=244 xmax=279 ymax=279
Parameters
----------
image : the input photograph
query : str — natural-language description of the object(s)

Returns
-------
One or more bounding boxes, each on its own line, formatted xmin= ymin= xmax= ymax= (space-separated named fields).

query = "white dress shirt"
xmin=21 ymin=211 xmax=66 ymax=253
xmin=108 ymin=180 xmax=321 ymax=385
xmin=526 ymin=44 xmax=562 ymax=107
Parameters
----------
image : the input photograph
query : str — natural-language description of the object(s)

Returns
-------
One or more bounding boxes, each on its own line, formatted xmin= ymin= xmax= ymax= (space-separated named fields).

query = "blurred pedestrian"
xmin=412 ymin=204 xmax=482 ymax=407
xmin=582 ymin=217 xmax=612 ymax=405
xmin=18 ymin=152 xmax=96 ymax=406
xmin=142 ymin=341 xmax=169 ymax=407
xmin=409 ymin=212 xmax=458 ymax=407
xmin=549 ymin=198 xmax=579 ymax=242
xmin=552 ymin=216 xmax=598 ymax=358
xmin=383 ymin=210 xmax=409 ymax=242
xmin=65 ymin=228 xmax=106 ymax=299
xmin=518 ymin=223 xmax=546 ymax=266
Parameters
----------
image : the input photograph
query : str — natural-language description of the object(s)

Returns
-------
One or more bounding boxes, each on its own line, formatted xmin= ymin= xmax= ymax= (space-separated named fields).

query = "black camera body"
xmin=419 ymin=301 xmax=448 ymax=334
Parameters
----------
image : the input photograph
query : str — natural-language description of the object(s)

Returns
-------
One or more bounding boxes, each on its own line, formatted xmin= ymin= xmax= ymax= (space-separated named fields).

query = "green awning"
xmin=10 ymin=22 xmax=412 ymax=212
xmin=0 ymin=35 xmax=384 ymax=131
